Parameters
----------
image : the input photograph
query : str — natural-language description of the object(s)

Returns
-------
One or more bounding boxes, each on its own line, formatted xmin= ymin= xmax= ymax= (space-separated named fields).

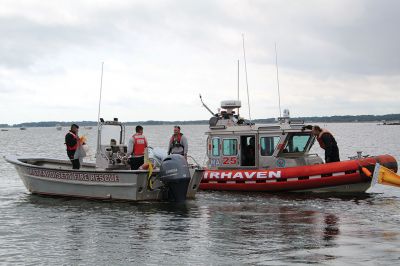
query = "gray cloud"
xmin=0 ymin=15 xmax=120 ymax=69
xmin=2 ymin=0 xmax=398 ymax=75
xmin=241 ymin=0 xmax=400 ymax=75
xmin=0 ymin=0 xmax=398 ymax=123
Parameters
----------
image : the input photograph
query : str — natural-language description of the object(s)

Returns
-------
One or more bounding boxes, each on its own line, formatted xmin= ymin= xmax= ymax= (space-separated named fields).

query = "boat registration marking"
xmin=203 ymin=170 xmax=281 ymax=180
xmin=26 ymin=168 xmax=120 ymax=183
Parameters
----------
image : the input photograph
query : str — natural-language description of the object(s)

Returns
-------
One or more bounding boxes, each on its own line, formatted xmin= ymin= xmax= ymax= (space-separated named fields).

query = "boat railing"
xmin=209 ymin=125 xmax=226 ymax=130
xmin=348 ymin=151 xmax=370 ymax=160
xmin=187 ymin=155 xmax=202 ymax=169
xmin=305 ymin=153 xmax=320 ymax=157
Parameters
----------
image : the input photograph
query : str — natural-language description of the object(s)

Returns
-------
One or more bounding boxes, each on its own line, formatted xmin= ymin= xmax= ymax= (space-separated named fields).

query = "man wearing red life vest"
xmin=168 ymin=125 xmax=188 ymax=159
xmin=311 ymin=125 xmax=340 ymax=163
xmin=65 ymin=124 xmax=81 ymax=169
xmin=127 ymin=125 xmax=148 ymax=170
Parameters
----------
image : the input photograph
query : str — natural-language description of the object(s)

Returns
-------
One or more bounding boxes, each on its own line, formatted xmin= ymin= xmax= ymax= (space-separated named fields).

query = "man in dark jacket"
xmin=65 ymin=124 xmax=81 ymax=169
xmin=311 ymin=125 xmax=340 ymax=163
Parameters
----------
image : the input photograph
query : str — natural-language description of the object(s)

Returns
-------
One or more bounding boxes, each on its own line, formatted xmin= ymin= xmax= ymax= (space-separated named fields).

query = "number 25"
xmin=223 ymin=157 xmax=237 ymax=165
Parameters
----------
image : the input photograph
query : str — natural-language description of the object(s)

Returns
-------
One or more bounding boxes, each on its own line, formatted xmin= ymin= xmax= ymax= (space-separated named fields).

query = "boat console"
xmin=96 ymin=118 xmax=130 ymax=170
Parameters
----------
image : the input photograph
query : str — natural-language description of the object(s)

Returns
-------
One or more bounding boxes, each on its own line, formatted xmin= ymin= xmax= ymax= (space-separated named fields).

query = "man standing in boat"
xmin=127 ymin=125 xmax=148 ymax=170
xmin=168 ymin=126 xmax=188 ymax=160
xmin=65 ymin=124 xmax=81 ymax=169
xmin=311 ymin=125 xmax=340 ymax=163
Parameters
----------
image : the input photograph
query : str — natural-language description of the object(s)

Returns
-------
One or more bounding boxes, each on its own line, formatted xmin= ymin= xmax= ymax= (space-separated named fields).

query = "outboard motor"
xmin=159 ymin=154 xmax=191 ymax=202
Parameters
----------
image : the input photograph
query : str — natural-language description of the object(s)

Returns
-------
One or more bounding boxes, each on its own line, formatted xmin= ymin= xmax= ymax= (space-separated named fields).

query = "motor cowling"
xmin=159 ymin=154 xmax=191 ymax=202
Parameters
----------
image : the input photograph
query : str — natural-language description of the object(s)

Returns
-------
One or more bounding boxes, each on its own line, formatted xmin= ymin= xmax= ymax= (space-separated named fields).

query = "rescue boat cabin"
xmin=205 ymin=100 xmax=323 ymax=170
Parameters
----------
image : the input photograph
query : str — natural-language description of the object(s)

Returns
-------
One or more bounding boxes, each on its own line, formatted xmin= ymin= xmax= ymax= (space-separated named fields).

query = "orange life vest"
xmin=133 ymin=134 xmax=147 ymax=156
xmin=66 ymin=131 xmax=79 ymax=151
xmin=170 ymin=133 xmax=183 ymax=148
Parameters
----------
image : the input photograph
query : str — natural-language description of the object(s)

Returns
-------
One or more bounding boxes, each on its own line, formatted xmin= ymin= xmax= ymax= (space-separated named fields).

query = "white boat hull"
xmin=6 ymin=156 xmax=203 ymax=201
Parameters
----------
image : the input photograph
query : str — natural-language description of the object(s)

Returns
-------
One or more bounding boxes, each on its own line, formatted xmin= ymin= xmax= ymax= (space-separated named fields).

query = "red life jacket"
xmin=66 ymin=131 xmax=79 ymax=151
xmin=133 ymin=134 xmax=147 ymax=156
xmin=317 ymin=129 xmax=332 ymax=149
xmin=170 ymin=133 xmax=183 ymax=147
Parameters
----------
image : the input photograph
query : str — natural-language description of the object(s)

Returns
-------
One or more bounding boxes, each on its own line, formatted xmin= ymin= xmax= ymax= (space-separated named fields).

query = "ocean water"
xmin=0 ymin=123 xmax=399 ymax=265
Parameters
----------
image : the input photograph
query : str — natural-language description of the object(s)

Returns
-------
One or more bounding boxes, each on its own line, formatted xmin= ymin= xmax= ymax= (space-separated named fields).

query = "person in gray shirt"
xmin=168 ymin=126 xmax=188 ymax=159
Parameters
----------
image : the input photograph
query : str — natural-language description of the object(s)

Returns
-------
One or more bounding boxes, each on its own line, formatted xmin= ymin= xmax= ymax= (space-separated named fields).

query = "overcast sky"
xmin=0 ymin=0 xmax=399 ymax=124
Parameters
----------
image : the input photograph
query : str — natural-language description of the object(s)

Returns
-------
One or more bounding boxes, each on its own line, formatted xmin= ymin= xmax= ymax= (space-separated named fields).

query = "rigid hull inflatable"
xmin=198 ymin=99 xmax=398 ymax=193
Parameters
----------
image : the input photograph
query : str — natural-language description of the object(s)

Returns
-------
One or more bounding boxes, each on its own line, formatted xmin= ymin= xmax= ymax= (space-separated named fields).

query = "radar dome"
xmin=221 ymin=100 xmax=241 ymax=109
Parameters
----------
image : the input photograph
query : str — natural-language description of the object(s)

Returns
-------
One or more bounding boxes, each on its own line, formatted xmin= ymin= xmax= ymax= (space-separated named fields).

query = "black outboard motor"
xmin=159 ymin=154 xmax=191 ymax=202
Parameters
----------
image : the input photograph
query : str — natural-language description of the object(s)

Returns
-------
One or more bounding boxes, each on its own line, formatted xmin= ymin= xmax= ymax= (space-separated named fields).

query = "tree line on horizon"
xmin=1 ymin=113 xmax=399 ymax=128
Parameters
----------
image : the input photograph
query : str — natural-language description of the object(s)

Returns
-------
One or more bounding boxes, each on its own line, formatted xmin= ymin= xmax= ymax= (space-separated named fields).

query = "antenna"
xmin=242 ymin=34 xmax=252 ymax=123
xmin=237 ymin=60 xmax=240 ymax=100
xmin=97 ymin=62 xmax=104 ymax=128
xmin=199 ymin=94 xmax=216 ymax=116
xmin=275 ymin=43 xmax=282 ymax=117
xmin=237 ymin=59 xmax=240 ymax=117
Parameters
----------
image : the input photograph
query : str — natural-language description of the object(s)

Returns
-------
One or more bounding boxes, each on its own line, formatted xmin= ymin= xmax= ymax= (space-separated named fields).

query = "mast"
xmin=242 ymin=34 xmax=252 ymax=123
xmin=275 ymin=43 xmax=282 ymax=118
xmin=96 ymin=62 xmax=104 ymax=151
xmin=97 ymin=62 xmax=104 ymax=127
xmin=237 ymin=59 xmax=240 ymax=117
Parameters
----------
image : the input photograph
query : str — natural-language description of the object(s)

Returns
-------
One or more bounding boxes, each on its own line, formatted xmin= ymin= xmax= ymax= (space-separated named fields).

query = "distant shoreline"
xmin=1 ymin=114 xmax=399 ymax=128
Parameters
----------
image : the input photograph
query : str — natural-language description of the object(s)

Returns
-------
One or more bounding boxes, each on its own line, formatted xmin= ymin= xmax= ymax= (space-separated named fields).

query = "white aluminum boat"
xmin=5 ymin=118 xmax=203 ymax=202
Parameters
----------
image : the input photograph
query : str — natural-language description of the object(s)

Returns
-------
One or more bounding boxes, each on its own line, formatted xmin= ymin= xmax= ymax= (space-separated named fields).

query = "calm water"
xmin=0 ymin=123 xmax=400 ymax=265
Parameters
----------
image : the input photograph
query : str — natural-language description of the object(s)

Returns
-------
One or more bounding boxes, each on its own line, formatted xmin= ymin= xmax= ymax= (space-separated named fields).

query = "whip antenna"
xmin=199 ymin=94 xmax=216 ymax=116
xmin=275 ymin=43 xmax=282 ymax=117
xmin=237 ymin=59 xmax=240 ymax=101
xmin=242 ymin=34 xmax=252 ymax=123
xmin=97 ymin=62 xmax=104 ymax=128
xmin=237 ymin=59 xmax=240 ymax=116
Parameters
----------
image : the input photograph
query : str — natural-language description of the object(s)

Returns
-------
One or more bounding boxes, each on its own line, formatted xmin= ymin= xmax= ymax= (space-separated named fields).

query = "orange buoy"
xmin=141 ymin=163 xmax=149 ymax=170
xmin=361 ymin=167 xmax=372 ymax=177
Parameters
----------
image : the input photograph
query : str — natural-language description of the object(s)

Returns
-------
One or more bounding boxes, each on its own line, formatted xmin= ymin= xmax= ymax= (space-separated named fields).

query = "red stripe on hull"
xmin=200 ymin=155 xmax=397 ymax=192
xmin=200 ymin=173 xmax=365 ymax=191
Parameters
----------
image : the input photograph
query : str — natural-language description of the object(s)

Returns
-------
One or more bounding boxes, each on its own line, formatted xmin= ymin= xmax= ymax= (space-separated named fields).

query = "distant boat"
xmin=56 ymin=124 xmax=62 ymax=131
xmin=20 ymin=127 xmax=27 ymax=130
xmin=1 ymin=129 xmax=8 ymax=131
xmin=84 ymin=126 xmax=93 ymax=130
xmin=377 ymin=120 xmax=400 ymax=126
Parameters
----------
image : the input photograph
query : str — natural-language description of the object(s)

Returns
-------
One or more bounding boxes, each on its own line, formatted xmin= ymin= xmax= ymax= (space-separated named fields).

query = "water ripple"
xmin=0 ymin=124 xmax=399 ymax=265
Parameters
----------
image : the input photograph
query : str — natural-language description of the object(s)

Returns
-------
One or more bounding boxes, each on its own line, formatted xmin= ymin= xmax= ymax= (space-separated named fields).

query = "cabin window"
xmin=222 ymin=139 xmax=238 ymax=156
xmin=260 ymin=136 xmax=280 ymax=156
xmin=212 ymin=138 xmax=220 ymax=156
xmin=283 ymin=134 xmax=311 ymax=153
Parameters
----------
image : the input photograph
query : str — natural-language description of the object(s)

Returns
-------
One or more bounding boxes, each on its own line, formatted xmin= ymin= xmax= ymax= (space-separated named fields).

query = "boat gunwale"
xmin=4 ymin=155 xmax=204 ymax=174
xmin=4 ymin=155 xmax=160 ymax=174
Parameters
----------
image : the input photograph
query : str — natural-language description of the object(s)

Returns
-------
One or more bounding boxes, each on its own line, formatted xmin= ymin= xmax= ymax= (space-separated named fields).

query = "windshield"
xmin=283 ymin=133 xmax=312 ymax=153
xmin=100 ymin=125 xmax=122 ymax=145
